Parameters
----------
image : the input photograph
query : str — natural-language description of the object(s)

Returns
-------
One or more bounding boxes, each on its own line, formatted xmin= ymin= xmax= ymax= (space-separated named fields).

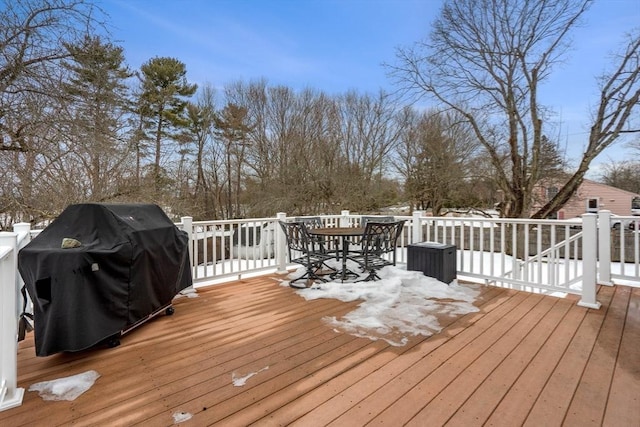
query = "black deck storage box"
xmin=407 ymin=242 xmax=457 ymax=284
xmin=18 ymin=203 xmax=192 ymax=356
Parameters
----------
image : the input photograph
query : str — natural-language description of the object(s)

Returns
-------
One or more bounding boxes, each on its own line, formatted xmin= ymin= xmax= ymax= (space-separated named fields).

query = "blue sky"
xmin=100 ymin=0 xmax=433 ymax=94
xmin=98 ymin=0 xmax=639 ymax=172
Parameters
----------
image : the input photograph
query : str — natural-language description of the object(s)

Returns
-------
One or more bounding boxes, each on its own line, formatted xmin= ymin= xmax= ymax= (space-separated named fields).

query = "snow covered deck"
xmin=1 ymin=273 xmax=638 ymax=426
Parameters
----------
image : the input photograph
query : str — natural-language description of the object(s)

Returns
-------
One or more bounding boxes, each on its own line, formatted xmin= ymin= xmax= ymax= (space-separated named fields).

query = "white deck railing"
xmin=172 ymin=210 xmax=626 ymax=304
xmin=596 ymin=210 xmax=640 ymax=285
xmin=412 ymin=214 xmax=597 ymax=301
xmin=0 ymin=223 xmax=31 ymax=411
xmin=2 ymin=209 xmax=639 ymax=411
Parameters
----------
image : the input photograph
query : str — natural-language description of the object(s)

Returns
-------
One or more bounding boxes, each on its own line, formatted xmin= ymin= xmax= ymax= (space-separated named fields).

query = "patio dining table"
xmin=307 ymin=227 xmax=365 ymax=282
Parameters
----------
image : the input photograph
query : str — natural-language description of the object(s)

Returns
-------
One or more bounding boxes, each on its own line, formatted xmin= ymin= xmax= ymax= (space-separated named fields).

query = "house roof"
xmin=581 ymin=179 xmax=640 ymax=198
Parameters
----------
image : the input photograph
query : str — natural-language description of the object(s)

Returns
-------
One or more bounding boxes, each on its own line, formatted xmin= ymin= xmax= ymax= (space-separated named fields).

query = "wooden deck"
xmin=1 ymin=274 xmax=638 ymax=426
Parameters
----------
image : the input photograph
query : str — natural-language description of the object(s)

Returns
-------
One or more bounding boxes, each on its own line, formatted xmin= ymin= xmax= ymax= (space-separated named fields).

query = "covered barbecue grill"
xmin=18 ymin=203 xmax=192 ymax=356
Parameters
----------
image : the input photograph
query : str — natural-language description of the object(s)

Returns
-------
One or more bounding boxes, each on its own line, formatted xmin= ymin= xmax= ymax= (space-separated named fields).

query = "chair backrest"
xmin=361 ymin=216 xmax=395 ymax=228
xmin=294 ymin=216 xmax=329 ymax=252
xmin=361 ymin=220 xmax=406 ymax=257
xmin=294 ymin=216 xmax=323 ymax=229
xmin=279 ymin=221 xmax=313 ymax=256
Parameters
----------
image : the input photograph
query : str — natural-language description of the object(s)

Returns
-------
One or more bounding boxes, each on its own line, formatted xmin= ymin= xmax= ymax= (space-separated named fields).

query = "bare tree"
xmin=394 ymin=108 xmax=479 ymax=215
xmin=599 ymin=160 xmax=640 ymax=194
xmin=228 ymin=81 xmax=339 ymax=216
xmin=213 ymin=102 xmax=251 ymax=218
xmin=278 ymin=88 xmax=341 ymax=214
xmin=0 ymin=0 xmax=110 ymax=225
xmin=0 ymin=0 xmax=103 ymax=152
xmin=533 ymin=29 xmax=640 ymax=218
xmin=336 ymin=90 xmax=403 ymax=211
xmin=390 ymin=0 xmax=640 ymax=218
xmin=223 ymin=80 xmax=290 ymax=215
xmin=185 ymin=84 xmax=218 ymax=219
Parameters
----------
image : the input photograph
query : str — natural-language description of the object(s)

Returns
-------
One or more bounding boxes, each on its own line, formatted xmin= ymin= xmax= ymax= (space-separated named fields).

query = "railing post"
xmin=275 ymin=212 xmax=288 ymax=273
xmin=180 ymin=216 xmax=194 ymax=292
xmin=12 ymin=223 xmax=32 ymax=323
xmin=340 ymin=210 xmax=350 ymax=227
xmin=12 ymin=223 xmax=31 ymax=241
xmin=578 ymin=213 xmax=601 ymax=309
xmin=597 ymin=210 xmax=613 ymax=286
xmin=0 ymin=231 xmax=25 ymax=411
xmin=412 ymin=210 xmax=424 ymax=243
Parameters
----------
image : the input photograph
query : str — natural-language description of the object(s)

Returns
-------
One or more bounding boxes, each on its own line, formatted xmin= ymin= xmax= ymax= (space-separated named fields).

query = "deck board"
xmin=524 ymin=285 xmax=615 ymax=426
xmin=331 ymin=291 xmax=536 ymax=426
xmin=253 ymin=287 xmax=508 ymax=427
xmin=0 ymin=274 xmax=637 ymax=427
xmin=564 ymin=285 xmax=630 ymax=426
xmin=406 ymin=295 xmax=559 ymax=426
xmin=483 ymin=292 xmax=595 ymax=426
xmin=602 ymin=286 xmax=640 ymax=427
xmin=369 ymin=293 xmax=541 ymax=426
xmin=442 ymin=294 xmax=573 ymax=426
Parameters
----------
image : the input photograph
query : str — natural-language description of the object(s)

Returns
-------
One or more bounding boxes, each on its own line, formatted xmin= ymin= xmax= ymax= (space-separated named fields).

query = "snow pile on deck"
xmin=173 ymin=411 xmax=193 ymax=423
xmin=175 ymin=287 xmax=199 ymax=299
xmin=232 ymin=366 xmax=269 ymax=386
xmin=28 ymin=370 xmax=100 ymax=401
xmin=296 ymin=266 xmax=480 ymax=346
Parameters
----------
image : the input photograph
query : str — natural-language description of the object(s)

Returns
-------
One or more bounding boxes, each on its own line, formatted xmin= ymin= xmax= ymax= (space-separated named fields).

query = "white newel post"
xmin=597 ymin=210 xmax=613 ymax=286
xmin=276 ymin=212 xmax=288 ymax=273
xmin=578 ymin=214 xmax=601 ymax=309
xmin=0 ymin=231 xmax=25 ymax=411
xmin=12 ymin=223 xmax=31 ymax=245
xmin=181 ymin=216 xmax=193 ymax=260
xmin=180 ymin=216 xmax=194 ymax=292
xmin=412 ymin=211 xmax=424 ymax=243
xmin=340 ymin=210 xmax=350 ymax=228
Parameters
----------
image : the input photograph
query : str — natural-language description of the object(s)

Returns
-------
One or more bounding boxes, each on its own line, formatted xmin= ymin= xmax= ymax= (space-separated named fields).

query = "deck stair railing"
xmin=504 ymin=228 xmax=584 ymax=291
xmin=408 ymin=212 xmax=600 ymax=309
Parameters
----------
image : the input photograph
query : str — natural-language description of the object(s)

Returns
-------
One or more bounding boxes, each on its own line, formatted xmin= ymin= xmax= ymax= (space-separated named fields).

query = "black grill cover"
xmin=18 ymin=203 xmax=192 ymax=356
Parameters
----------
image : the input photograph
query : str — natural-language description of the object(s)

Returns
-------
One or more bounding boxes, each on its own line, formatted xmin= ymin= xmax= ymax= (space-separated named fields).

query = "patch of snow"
xmin=173 ymin=411 xmax=193 ymax=423
xmin=28 ymin=370 xmax=100 ymax=401
xmin=175 ymin=287 xmax=199 ymax=299
xmin=232 ymin=366 xmax=269 ymax=386
xmin=295 ymin=265 xmax=480 ymax=346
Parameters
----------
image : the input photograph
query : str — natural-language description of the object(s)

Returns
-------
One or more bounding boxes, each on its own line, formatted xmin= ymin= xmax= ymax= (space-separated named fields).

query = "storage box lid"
xmin=410 ymin=241 xmax=456 ymax=249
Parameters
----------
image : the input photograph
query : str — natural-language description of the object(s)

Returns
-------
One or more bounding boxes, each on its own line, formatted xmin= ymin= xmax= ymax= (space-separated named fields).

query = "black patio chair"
xmin=279 ymin=221 xmax=335 ymax=288
xmin=295 ymin=215 xmax=342 ymax=260
xmin=360 ymin=215 xmax=395 ymax=228
xmin=294 ymin=216 xmax=323 ymax=228
xmin=294 ymin=216 xmax=327 ymax=251
xmin=349 ymin=215 xmax=396 ymax=248
xmin=347 ymin=220 xmax=406 ymax=281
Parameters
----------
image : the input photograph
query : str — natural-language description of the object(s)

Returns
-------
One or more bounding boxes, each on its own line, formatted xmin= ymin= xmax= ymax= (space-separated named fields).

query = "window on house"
xmin=587 ymin=198 xmax=598 ymax=213
xmin=632 ymin=197 xmax=640 ymax=215
xmin=546 ymin=186 xmax=558 ymax=200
